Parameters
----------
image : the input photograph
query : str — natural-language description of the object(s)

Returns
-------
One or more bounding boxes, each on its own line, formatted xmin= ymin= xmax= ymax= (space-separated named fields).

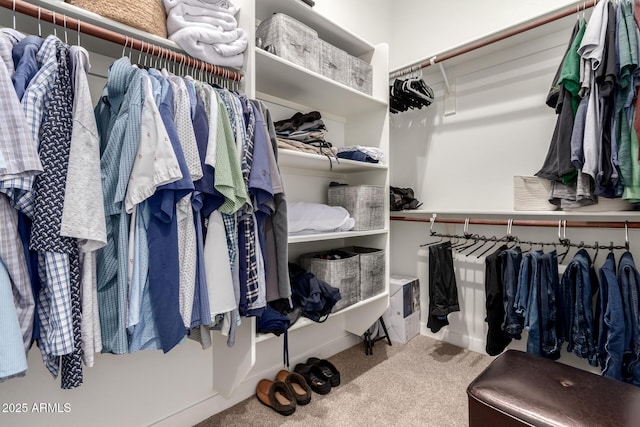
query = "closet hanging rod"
xmin=388 ymin=0 xmax=599 ymax=80
xmin=390 ymin=215 xmax=640 ymax=230
xmin=0 ymin=0 xmax=243 ymax=82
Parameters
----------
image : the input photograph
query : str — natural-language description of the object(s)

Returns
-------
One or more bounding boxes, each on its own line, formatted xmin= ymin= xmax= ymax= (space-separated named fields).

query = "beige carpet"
xmin=195 ymin=335 xmax=493 ymax=427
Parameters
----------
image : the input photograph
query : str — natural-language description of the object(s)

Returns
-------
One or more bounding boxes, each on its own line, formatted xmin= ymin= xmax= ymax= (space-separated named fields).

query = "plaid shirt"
xmin=96 ymin=58 xmax=143 ymax=354
xmin=0 ymin=32 xmax=38 ymax=353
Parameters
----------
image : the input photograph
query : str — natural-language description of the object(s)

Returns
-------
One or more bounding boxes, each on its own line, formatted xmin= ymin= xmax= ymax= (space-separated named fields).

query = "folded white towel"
xmin=167 ymin=3 xmax=237 ymax=36
xmin=163 ymin=0 xmax=237 ymax=14
xmin=170 ymin=27 xmax=246 ymax=67
xmin=287 ymin=201 xmax=355 ymax=234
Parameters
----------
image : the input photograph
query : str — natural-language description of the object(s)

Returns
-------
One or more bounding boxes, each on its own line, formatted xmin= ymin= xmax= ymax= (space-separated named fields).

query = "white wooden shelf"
xmin=278 ymin=149 xmax=387 ymax=174
xmin=391 ymin=209 xmax=640 ymax=219
xmin=255 ymin=49 xmax=387 ymax=117
xmin=255 ymin=0 xmax=374 ymax=57
xmin=255 ymin=291 xmax=389 ymax=343
xmin=288 ymin=228 xmax=388 ymax=244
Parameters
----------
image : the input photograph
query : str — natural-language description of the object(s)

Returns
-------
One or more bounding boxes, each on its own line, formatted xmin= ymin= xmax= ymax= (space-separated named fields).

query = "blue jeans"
xmin=560 ymin=249 xmax=598 ymax=366
xmin=516 ymin=250 xmax=543 ymax=356
xmin=618 ymin=252 xmax=640 ymax=385
xmin=598 ymin=252 xmax=624 ymax=381
xmin=540 ymin=251 xmax=561 ymax=359
xmin=501 ymin=247 xmax=523 ymax=337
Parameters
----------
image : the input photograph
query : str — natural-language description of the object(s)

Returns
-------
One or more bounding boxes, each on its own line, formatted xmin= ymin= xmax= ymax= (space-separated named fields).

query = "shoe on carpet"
xmin=255 ymin=379 xmax=297 ymax=416
xmin=307 ymin=357 xmax=341 ymax=387
xmin=276 ymin=369 xmax=312 ymax=405
xmin=293 ymin=363 xmax=331 ymax=395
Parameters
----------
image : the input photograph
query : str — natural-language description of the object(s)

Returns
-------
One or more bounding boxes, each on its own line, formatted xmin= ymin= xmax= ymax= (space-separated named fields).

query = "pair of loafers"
xmin=255 ymin=370 xmax=312 ymax=416
xmin=294 ymin=357 xmax=341 ymax=395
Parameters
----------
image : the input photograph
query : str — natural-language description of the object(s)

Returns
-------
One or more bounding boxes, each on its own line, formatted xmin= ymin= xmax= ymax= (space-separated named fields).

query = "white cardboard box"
xmin=385 ymin=275 xmax=420 ymax=344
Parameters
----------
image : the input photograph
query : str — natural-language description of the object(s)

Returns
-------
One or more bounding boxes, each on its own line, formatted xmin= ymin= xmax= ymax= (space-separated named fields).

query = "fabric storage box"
xmin=328 ymin=184 xmax=385 ymax=231
xmin=319 ymin=39 xmax=350 ymax=87
xmin=256 ymin=13 xmax=320 ymax=74
xmin=513 ymin=176 xmax=558 ymax=211
xmin=348 ymin=55 xmax=373 ymax=95
xmin=66 ymin=0 xmax=168 ymax=38
xmin=300 ymin=250 xmax=360 ymax=312
xmin=343 ymin=246 xmax=385 ymax=300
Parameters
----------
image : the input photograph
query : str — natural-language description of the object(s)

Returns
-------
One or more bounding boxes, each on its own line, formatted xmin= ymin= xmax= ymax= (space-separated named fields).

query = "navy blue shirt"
xmin=147 ymin=71 xmax=194 ymax=352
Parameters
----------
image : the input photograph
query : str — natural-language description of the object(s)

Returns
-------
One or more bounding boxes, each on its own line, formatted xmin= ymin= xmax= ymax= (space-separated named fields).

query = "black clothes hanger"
xmin=389 ymin=73 xmax=434 ymax=114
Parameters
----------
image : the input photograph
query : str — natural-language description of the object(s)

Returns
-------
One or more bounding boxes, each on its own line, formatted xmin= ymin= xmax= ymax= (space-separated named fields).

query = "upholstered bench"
xmin=467 ymin=350 xmax=640 ymax=426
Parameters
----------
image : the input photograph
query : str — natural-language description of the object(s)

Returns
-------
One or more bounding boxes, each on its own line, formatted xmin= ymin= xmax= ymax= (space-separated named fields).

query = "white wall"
xmin=312 ymin=0 xmax=393 ymax=47
xmin=388 ymin=0 xmax=580 ymax=71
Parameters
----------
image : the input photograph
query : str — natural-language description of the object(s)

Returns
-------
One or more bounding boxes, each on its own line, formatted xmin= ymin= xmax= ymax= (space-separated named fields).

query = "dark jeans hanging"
xmin=484 ymin=245 xmax=511 ymax=356
xmin=427 ymin=242 xmax=460 ymax=333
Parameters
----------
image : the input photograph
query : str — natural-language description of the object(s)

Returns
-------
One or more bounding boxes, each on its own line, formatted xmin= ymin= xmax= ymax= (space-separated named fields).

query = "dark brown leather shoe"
xmin=255 ymin=379 xmax=296 ymax=416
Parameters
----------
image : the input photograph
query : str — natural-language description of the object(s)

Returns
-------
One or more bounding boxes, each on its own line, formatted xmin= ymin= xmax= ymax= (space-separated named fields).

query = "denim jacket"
xmin=618 ymin=252 xmax=640 ymax=385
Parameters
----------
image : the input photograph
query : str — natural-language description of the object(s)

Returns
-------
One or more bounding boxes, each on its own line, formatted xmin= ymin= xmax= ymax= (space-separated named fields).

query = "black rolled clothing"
xmin=427 ymin=242 xmax=460 ymax=333
xmin=484 ymin=245 xmax=511 ymax=356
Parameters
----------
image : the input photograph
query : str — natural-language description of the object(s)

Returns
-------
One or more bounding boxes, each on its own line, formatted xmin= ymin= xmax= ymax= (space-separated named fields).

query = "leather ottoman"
xmin=467 ymin=350 xmax=640 ymax=426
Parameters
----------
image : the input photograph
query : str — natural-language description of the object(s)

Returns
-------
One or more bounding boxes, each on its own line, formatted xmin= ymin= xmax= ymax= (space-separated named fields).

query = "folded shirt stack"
xmin=275 ymin=111 xmax=334 ymax=154
xmin=163 ymin=0 xmax=247 ymax=67
xmin=337 ymin=145 xmax=384 ymax=164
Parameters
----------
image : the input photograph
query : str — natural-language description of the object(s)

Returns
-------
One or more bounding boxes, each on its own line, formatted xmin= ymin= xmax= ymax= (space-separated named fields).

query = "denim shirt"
xmin=560 ymin=249 xmax=598 ymax=366
xmin=11 ymin=35 xmax=43 ymax=100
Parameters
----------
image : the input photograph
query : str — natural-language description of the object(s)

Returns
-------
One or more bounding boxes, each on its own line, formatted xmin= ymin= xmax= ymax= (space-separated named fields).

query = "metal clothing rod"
xmin=389 ymin=0 xmax=599 ymax=80
xmin=390 ymin=215 xmax=640 ymax=230
xmin=0 ymin=0 xmax=243 ymax=82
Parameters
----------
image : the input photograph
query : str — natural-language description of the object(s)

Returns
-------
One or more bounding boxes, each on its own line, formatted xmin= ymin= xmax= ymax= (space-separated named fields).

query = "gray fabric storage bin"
xmin=348 ymin=55 xmax=373 ymax=95
xmin=300 ymin=250 xmax=360 ymax=312
xmin=343 ymin=246 xmax=385 ymax=300
xmin=328 ymin=185 xmax=384 ymax=231
xmin=256 ymin=13 xmax=320 ymax=74
xmin=319 ymin=39 xmax=350 ymax=87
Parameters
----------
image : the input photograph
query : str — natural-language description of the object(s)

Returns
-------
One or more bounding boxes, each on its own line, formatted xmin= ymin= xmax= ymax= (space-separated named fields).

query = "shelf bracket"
xmin=430 ymin=56 xmax=456 ymax=116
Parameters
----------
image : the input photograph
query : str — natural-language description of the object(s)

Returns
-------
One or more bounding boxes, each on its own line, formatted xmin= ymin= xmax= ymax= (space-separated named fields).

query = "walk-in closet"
xmin=2 ymin=1 xmax=640 ymax=426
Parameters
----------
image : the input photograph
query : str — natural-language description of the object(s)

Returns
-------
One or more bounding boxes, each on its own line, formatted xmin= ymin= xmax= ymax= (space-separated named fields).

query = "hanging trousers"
xmin=484 ymin=245 xmax=511 ymax=356
xmin=427 ymin=242 xmax=460 ymax=333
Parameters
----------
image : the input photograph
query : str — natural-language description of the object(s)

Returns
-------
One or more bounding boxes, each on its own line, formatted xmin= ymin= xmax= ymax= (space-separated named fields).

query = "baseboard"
xmin=420 ymin=322 xmax=486 ymax=355
xmin=149 ymin=333 xmax=361 ymax=427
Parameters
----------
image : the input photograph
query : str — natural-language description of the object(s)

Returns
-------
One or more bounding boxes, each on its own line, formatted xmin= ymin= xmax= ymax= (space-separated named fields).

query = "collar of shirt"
xmin=0 ymin=29 xmax=25 ymax=74
xmin=106 ymin=57 xmax=137 ymax=114
xmin=36 ymin=35 xmax=59 ymax=68
xmin=12 ymin=36 xmax=44 ymax=100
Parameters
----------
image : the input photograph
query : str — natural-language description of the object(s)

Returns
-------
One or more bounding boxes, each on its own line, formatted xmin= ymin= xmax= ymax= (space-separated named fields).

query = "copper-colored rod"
xmin=390 ymin=215 xmax=640 ymax=229
xmin=0 ymin=0 xmax=243 ymax=82
xmin=389 ymin=0 xmax=599 ymax=79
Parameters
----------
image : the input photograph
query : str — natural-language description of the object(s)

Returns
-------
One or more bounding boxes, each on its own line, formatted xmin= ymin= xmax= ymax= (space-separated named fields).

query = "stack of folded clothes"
xmin=274 ymin=111 xmax=337 ymax=157
xmin=337 ymin=145 xmax=384 ymax=164
xmin=163 ymin=0 xmax=247 ymax=67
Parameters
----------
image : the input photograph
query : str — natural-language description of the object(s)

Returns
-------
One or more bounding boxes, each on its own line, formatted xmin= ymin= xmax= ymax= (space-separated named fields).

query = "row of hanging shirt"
xmin=0 ymin=29 xmax=289 ymax=389
xmin=537 ymin=0 xmax=640 ymax=208
xmin=482 ymin=244 xmax=640 ymax=386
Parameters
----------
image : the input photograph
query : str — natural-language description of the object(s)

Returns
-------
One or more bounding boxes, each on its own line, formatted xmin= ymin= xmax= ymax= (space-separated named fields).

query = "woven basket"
xmin=328 ymin=184 xmax=385 ymax=231
xmin=300 ymin=250 xmax=360 ymax=312
xmin=513 ymin=176 xmax=557 ymax=211
xmin=67 ymin=0 xmax=168 ymax=39
xmin=343 ymin=246 xmax=385 ymax=300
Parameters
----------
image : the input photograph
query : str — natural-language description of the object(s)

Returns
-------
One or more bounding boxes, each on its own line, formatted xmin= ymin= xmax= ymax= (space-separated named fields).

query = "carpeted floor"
xmin=195 ymin=335 xmax=493 ymax=427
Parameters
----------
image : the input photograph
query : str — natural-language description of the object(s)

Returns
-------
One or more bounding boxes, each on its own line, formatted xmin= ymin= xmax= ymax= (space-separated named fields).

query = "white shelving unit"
xmin=254 ymin=0 xmax=390 ymax=342
xmin=0 ymin=0 xmax=389 ymax=417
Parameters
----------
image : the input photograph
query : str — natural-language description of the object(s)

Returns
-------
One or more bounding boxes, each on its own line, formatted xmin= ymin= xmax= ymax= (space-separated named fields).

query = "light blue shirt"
xmin=0 ymin=257 xmax=28 ymax=381
xmin=96 ymin=57 xmax=142 ymax=354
